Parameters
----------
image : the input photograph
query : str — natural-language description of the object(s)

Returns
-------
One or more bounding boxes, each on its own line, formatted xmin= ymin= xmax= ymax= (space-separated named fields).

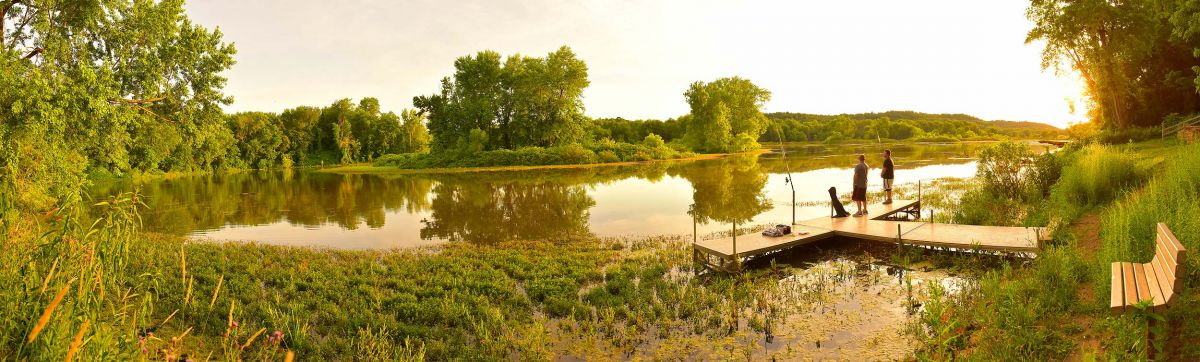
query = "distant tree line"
xmin=228 ymin=98 xmax=430 ymax=169
xmin=586 ymin=111 xmax=1061 ymax=145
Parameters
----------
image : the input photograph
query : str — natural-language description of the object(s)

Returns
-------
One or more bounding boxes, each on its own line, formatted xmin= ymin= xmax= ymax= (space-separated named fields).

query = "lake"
xmin=90 ymin=142 xmax=1046 ymax=249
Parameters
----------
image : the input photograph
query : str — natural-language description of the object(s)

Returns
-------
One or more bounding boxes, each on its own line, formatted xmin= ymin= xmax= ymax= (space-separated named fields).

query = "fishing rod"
xmin=773 ymin=122 xmax=796 ymax=225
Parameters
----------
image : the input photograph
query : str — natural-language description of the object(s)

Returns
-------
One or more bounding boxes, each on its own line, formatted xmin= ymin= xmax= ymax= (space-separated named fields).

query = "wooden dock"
xmin=693 ymin=199 xmax=1046 ymax=271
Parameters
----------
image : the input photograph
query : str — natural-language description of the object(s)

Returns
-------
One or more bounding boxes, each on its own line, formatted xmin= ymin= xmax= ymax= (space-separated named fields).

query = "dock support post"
xmin=691 ymin=204 xmax=697 ymax=245
xmin=897 ymin=224 xmax=903 ymax=248
xmin=732 ymin=221 xmax=739 ymax=271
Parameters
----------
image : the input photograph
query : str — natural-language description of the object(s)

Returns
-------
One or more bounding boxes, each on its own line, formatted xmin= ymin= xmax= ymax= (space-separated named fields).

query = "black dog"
xmin=828 ymin=186 xmax=850 ymax=218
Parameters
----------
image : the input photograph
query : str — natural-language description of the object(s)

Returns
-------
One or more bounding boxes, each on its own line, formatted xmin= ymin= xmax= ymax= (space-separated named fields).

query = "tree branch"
xmin=110 ymin=97 xmax=166 ymax=105
xmin=21 ymin=46 xmax=41 ymax=59
xmin=0 ymin=0 xmax=20 ymax=47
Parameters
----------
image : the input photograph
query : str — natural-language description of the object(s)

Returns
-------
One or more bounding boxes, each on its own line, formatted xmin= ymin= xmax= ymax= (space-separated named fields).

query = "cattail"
xmin=241 ymin=328 xmax=266 ymax=349
xmin=64 ymin=319 xmax=91 ymax=361
xmin=209 ymin=275 xmax=224 ymax=308
xmin=28 ymin=282 xmax=70 ymax=343
xmin=284 ymin=351 xmax=295 ymax=362
xmin=40 ymin=257 xmax=60 ymax=295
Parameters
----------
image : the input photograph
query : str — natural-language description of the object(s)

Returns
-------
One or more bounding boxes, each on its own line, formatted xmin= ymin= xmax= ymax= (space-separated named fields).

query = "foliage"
xmin=588 ymin=117 xmax=684 ymax=144
xmin=228 ymin=112 xmax=286 ymax=169
xmin=0 ymin=0 xmax=236 ymax=209
xmin=975 ymin=141 xmax=1034 ymax=199
xmin=373 ymin=140 xmax=694 ymax=170
xmin=415 ymin=46 xmax=590 ymax=152
xmin=682 ymin=77 xmax=771 ymax=152
xmin=1027 ymin=0 xmax=1200 ymax=129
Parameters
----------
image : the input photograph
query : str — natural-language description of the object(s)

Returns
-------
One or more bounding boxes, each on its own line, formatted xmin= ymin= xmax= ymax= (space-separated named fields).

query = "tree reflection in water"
xmin=89 ymin=143 xmax=1000 ymax=247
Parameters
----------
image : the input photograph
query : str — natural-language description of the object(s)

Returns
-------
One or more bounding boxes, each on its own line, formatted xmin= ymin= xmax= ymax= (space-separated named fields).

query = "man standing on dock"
xmin=852 ymin=154 xmax=869 ymax=216
xmin=881 ymin=149 xmax=895 ymax=204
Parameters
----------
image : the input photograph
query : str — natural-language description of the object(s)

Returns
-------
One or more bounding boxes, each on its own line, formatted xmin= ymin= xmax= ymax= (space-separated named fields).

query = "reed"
xmin=209 ymin=274 xmax=224 ymax=308
xmin=241 ymin=328 xmax=266 ymax=349
xmin=40 ymin=257 xmax=59 ymax=295
xmin=184 ymin=277 xmax=193 ymax=307
xmin=27 ymin=282 xmax=70 ymax=343
xmin=64 ymin=319 xmax=90 ymax=361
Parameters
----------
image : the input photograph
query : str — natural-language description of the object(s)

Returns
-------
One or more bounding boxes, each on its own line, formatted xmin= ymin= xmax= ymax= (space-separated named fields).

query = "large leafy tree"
xmin=682 ymin=77 xmax=771 ymax=153
xmin=1027 ymin=0 xmax=1200 ymax=129
xmin=1 ymin=0 xmax=236 ymax=208
xmin=279 ymin=106 xmax=322 ymax=163
xmin=415 ymin=46 xmax=589 ymax=152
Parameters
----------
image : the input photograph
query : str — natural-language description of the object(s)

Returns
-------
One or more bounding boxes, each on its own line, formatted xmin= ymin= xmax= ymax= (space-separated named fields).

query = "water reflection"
xmin=89 ymin=143 xmax=1022 ymax=248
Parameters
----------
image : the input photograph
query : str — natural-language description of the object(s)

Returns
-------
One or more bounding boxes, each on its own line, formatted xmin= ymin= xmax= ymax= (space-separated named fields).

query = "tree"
xmin=1 ymin=0 xmax=235 ymax=208
xmin=1027 ymin=0 xmax=1200 ymax=129
xmin=279 ymin=106 xmax=322 ymax=163
xmin=400 ymin=109 xmax=432 ymax=153
xmin=228 ymin=112 xmax=286 ymax=169
xmin=415 ymin=46 xmax=589 ymax=152
xmin=682 ymin=77 xmax=771 ymax=152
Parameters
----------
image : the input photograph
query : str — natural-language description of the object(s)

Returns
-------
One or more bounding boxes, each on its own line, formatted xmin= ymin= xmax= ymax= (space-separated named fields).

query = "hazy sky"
xmin=185 ymin=0 xmax=1085 ymax=128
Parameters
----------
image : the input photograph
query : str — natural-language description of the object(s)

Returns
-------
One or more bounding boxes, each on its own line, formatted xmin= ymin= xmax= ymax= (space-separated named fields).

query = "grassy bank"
xmin=912 ymin=139 xmax=1200 ymax=360
xmin=322 ymin=151 xmax=754 ymax=175
xmin=373 ymin=138 xmax=696 ymax=171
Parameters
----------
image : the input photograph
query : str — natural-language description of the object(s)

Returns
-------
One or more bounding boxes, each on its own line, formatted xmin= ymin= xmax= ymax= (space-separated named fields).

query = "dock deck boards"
xmin=899 ymin=223 xmax=1041 ymax=252
xmin=694 ymin=224 xmax=835 ymax=257
xmin=693 ymin=199 xmax=1046 ymax=270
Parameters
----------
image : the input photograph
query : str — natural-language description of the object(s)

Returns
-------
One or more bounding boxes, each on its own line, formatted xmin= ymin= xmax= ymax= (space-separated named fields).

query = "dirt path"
xmin=1070 ymin=212 xmax=1102 ymax=258
xmin=1065 ymin=211 xmax=1106 ymax=361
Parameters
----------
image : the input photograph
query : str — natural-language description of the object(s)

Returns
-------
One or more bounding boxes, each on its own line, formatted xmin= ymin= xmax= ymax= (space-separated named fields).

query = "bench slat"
xmin=1152 ymin=255 xmax=1176 ymax=304
xmin=1156 ymin=223 xmax=1187 ymax=294
xmin=1153 ymin=249 xmax=1175 ymax=292
xmin=1133 ymin=263 xmax=1153 ymax=304
xmin=1111 ymin=262 xmax=1125 ymax=312
xmin=1122 ymin=262 xmax=1138 ymax=308
xmin=1140 ymin=263 xmax=1167 ymax=307
xmin=1157 ymin=236 xmax=1178 ymax=279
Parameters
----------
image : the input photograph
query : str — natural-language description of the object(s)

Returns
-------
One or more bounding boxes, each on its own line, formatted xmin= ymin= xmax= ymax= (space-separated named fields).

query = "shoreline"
xmin=319 ymin=149 xmax=767 ymax=175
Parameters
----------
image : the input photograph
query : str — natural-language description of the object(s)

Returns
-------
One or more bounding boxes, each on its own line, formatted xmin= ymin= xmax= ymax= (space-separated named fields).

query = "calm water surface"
xmin=90 ymin=142 xmax=1045 ymax=249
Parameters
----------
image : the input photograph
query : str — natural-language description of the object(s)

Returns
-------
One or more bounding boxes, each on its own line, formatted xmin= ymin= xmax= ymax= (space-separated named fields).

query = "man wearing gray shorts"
xmin=881 ymin=149 xmax=895 ymax=204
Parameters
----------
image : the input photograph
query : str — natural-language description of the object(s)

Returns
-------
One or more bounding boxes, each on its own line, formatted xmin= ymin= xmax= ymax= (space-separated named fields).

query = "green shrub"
xmin=597 ymin=150 xmax=620 ymax=163
xmin=1024 ymin=151 xmax=1064 ymax=200
xmin=730 ymin=132 xmax=760 ymax=152
xmin=823 ymin=131 xmax=845 ymax=144
xmin=642 ymin=133 xmax=665 ymax=149
xmin=976 ymin=141 xmax=1034 ymax=199
xmin=952 ymin=185 xmax=1026 ymax=226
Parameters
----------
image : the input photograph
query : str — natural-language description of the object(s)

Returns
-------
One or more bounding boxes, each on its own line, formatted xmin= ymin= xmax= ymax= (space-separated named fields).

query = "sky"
xmin=184 ymin=0 xmax=1087 ymax=129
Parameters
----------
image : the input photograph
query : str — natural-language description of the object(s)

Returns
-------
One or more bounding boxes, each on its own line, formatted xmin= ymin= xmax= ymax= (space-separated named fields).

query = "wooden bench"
xmin=1110 ymin=223 xmax=1188 ymax=312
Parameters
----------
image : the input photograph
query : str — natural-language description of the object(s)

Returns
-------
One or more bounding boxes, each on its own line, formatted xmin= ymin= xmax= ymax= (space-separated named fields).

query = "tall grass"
xmin=1098 ymin=142 xmax=1200 ymax=271
xmin=1046 ymin=144 xmax=1145 ymax=221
